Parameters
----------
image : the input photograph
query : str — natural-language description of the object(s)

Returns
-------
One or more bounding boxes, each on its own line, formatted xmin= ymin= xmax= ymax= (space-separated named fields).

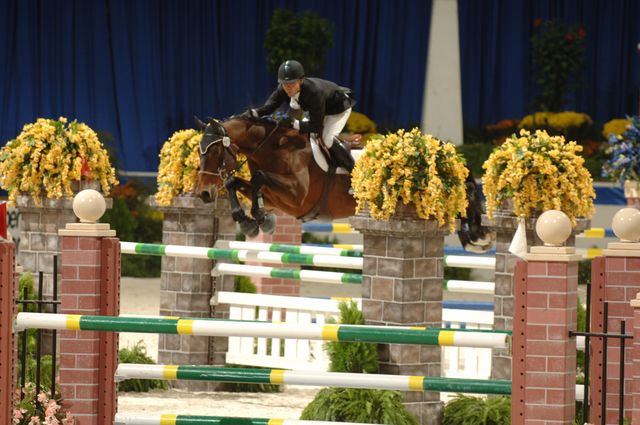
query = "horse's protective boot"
xmin=329 ymin=137 xmax=355 ymax=172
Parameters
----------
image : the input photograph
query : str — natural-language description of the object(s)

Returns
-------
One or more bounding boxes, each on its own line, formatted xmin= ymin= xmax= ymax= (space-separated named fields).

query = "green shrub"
xmin=117 ymin=341 xmax=168 ymax=392
xmin=456 ymin=143 xmax=495 ymax=178
xmin=443 ymin=394 xmax=511 ymax=425
xmin=234 ymin=275 xmax=257 ymax=293
xmin=301 ymin=301 xmax=418 ymax=424
xmin=300 ymin=388 xmax=419 ymax=425
xmin=325 ymin=301 xmax=378 ymax=374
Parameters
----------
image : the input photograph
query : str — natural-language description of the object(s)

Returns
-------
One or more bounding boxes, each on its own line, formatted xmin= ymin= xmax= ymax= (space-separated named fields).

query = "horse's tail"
xmin=457 ymin=172 xmax=495 ymax=253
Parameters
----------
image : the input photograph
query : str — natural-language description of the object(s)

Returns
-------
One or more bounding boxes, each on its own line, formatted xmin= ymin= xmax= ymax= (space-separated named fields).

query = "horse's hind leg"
xmin=224 ymin=176 xmax=259 ymax=238
xmin=250 ymin=171 xmax=276 ymax=234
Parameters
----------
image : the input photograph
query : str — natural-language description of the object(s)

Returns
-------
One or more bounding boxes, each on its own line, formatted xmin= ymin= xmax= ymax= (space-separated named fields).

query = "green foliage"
xmin=325 ymin=301 xmax=378 ymax=374
xmin=264 ymin=9 xmax=334 ymax=77
xmin=118 ymin=341 xmax=168 ymax=392
xmin=234 ymin=275 xmax=257 ymax=293
xmin=445 ymin=266 xmax=472 ymax=282
xmin=578 ymin=259 xmax=591 ymax=285
xmin=576 ymin=296 xmax=586 ymax=385
xmin=100 ymin=180 xmax=163 ymax=277
xmin=456 ymin=143 xmax=495 ymax=178
xmin=300 ymin=387 xmax=419 ymax=425
xmin=301 ymin=232 xmax=340 ymax=245
xmin=302 ymin=302 xmax=418 ymax=424
xmin=530 ymin=20 xmax=586 ymax=111
xmin=443 ymin=394 xmax=511 ymax=425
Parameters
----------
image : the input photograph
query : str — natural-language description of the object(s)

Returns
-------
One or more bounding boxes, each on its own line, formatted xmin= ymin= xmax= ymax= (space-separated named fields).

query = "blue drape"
xmin=0 ymin=0 xmax=432 ymax=172
xmin=459 ymin=0 xmax=640 ymax=127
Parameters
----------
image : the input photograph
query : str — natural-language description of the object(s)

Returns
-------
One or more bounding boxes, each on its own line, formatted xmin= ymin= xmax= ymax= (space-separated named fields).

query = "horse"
xmin=194 ymin=116 xmax=493 ymax=252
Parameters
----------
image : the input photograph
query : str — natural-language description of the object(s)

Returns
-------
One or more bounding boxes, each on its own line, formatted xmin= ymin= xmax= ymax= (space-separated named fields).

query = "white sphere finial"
xmin=611 ymin=208 xmax=640 ymax=242
xmin=73 ymin=189 xmax=106 ymax=223
xmin=535 ymin=210 xmax=572 ymax=246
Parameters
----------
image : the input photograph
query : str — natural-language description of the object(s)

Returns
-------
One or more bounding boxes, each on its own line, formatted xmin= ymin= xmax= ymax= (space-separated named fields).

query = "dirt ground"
xmin=117 ymin=277 xmax=318 ymax=419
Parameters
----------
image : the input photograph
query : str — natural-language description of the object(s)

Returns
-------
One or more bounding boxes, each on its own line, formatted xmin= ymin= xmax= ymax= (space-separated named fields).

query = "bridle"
xmin=198 ymin=125 xmax=234 ymax=181
xmin=198 ymin=117 xmax=282 ymax=180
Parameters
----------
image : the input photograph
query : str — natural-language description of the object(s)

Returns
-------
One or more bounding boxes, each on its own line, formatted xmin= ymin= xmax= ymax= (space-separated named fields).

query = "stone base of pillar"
xmin=153 ymin=196 xmax=235 ymax=391
xmin=351 ymin=208 xmax=447 ymax=425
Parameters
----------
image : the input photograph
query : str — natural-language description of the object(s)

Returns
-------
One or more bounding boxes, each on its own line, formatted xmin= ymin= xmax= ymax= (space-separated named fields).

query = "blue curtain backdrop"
xmin=0 ymin=0 xmax=432 ymax=172
xmin=459 ymin=0 xmax=640 ymax=127
xmin=1 ymin=0 xmax=639 ymax=172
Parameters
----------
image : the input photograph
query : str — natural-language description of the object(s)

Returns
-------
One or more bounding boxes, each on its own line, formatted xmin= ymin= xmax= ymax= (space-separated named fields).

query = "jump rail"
xmin=115 ymin=364 xmax=512 ymax=395
xmin=15 ymin=312 xmax=509 ymax=348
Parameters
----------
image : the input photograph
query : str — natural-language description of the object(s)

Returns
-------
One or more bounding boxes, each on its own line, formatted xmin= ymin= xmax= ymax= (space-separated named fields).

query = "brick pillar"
xmin=248 ymin=209 xmax=302 ymax=295
xmin=483 ymin=211 xmax=589 ymax=380
xmin=350 ymin=205 xmax=446 ymax=425
xmin=589 ymin=243 xmax=640 ymax=424
xmin=512 ymin=247 xmax=581 ymax=425
xmin=0 ymin=241 xmax=16 ymax=424
xmin=58 ymin=220 xmax=118 ymax=425
xmin=631 ymin=293 xmax=640 ymax=425
xmin=153 ymin=196 xmax=235 ymax=391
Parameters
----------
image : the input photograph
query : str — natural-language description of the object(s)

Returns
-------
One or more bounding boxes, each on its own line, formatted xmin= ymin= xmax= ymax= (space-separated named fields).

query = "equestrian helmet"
xmin=278 ymin=60 xmax=304 ymax=84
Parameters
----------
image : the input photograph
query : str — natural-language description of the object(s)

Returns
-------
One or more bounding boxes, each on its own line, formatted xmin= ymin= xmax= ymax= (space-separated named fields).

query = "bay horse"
xmin=194 ymin=116 xmax=493 ymax=252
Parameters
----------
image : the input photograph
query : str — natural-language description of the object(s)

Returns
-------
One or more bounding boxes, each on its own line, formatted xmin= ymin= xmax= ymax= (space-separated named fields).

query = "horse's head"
xmin=195 ymin=118 xmax=238 ymax=202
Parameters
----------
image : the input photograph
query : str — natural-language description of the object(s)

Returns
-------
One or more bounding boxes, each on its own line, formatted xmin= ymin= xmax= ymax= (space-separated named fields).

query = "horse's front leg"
xmin=249 ymin=171 xmax=276 ymax=234
xmin=224 ymin=176 xmax=259 ymax=238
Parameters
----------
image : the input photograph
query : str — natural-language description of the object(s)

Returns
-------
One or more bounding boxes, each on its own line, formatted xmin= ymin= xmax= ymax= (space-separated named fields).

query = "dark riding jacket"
xmin=255 ymin=77 xmax=356 ymax=135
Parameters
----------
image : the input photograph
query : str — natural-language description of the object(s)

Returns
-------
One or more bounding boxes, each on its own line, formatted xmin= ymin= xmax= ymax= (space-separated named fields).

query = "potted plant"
xmin=482 ymin=129 xmax=595 ymax=225
xmin=351 ymin=128 xmax=469 ymax=232
xmin=0 ymin=117 xmax=118 ymax=206
xmin=601 ymin=115 xmax=640 ymax=206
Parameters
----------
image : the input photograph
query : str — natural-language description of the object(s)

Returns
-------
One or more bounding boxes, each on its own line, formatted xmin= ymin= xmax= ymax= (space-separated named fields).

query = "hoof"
xmin=259 ymin=213 xmax=276 ymax=235
xmin=239 ymin=219 xmax=260 ymax=238
xmin=231 ymin=208 xmax=247 ymax=222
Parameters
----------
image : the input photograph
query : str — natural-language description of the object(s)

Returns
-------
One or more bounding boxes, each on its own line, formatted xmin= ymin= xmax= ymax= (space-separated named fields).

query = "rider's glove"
xmin=292 ymin=119 xmax=300 ymax=130
xmin=250 ymin=109 xmax=259 ymax=118
xmin=241 ymin=109 xmax=259 ymax=118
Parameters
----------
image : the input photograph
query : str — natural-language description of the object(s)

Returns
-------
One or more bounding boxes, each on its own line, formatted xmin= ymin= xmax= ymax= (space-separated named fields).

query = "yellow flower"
xmin=602 ymin=118 xmax=631 ymax=138
xmin=519 ymin=111 xmax=592 ymax=131
xmin=155 ymin=128 xmax=251 ymax=206
xmin=0 ymin=117 xmax=118 ymax=206
xmin=482 ymin=129 xmax=595 ymax=224
xmin=351 ymin=128 xmax=468 ymax=232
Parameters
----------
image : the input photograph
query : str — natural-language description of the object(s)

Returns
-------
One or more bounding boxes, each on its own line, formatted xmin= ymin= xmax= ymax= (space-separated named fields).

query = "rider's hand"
xmin=240 ymin=109 xmax=259 ymax=118
xmin=292 ymin=119 xmax=300 ymax=130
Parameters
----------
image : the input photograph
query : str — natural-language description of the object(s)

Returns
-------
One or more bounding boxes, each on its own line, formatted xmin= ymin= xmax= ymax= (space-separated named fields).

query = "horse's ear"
xmin=194 ymin=116 xmax=206 ymax=131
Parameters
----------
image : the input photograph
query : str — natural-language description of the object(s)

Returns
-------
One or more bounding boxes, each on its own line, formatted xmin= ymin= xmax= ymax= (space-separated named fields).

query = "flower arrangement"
xmin=482 ymin=129 xmax=595 ymax=224
xmin=13 ymin=384 xmax=74 ymax=424
xmin=155 ymin=128 xmax=251 ymax=206
xmin=602 ymin=118 xmax=632 ymax=139
xmin=0 ymin=117 xmax=118 ymax=207
xmin=518 ymin=111 xmax=592 ymax=132
xmin=346 ymin=112 xmax=378 ymax=142
xmin=601 ymin=116 xmax=640 ymax=184
xmin=351 ymin=128 xmax=469 ymax=232
xmin=155 ymin=129 xmax=202 ymax=206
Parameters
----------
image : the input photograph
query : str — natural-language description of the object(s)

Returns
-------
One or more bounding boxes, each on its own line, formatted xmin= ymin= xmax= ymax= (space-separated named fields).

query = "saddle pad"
xmin=310 ymin=138 xmax=362 ymax=174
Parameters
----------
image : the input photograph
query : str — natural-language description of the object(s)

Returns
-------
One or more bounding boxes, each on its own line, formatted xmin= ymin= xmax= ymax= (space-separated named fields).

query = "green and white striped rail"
xmin=215 ymin=240 xmax=363 ymax=258
xmin=443 ymin=280 xmax=495 ymax=295
xmin=115 ymin=364 xmax=512 ymax=395
xmin=15 ymin=313 xmax=509 ymax=348
xmin=114 ymin=414 xmax=375 ymax=425
xmin=213 ymin=263 xmax=362 ymax=284
xmin=444 ymin=255 xmax=495 ymax=270
xmin=120 ymin=242 xmax=362 ymax=270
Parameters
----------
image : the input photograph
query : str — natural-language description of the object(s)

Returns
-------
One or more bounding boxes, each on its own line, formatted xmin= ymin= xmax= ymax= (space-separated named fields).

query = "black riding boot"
xmin=329 ymin=138 xmax=355 ymax=172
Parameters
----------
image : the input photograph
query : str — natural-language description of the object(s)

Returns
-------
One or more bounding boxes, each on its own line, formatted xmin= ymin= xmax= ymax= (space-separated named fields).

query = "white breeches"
xmin=319 ymin=108 xmax=352 ymax=148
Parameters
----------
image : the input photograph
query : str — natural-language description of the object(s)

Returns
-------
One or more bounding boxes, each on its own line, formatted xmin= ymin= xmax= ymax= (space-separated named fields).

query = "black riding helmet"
xmin=277 ymin=60 xmax=304 ymax=84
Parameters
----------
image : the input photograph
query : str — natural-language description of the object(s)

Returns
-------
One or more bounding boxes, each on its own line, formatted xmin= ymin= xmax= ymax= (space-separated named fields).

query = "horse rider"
xmin=245 ymin=59 xmax=357 ymax=172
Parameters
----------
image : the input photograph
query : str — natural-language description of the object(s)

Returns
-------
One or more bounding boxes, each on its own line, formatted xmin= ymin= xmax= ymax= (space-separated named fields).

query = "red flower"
xmin=81 ymin=157 xmax=90 ymax=177
xmin=578 ymin=27 xmax=586 ymax=38
xmin=533 ymin=18 xmax=542 ymax=28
